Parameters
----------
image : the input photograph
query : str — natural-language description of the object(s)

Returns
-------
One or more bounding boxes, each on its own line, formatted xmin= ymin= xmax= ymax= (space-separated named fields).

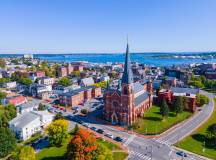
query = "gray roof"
xmin=81 ymin=77 xmax=94 ymax=86
xmin=170 ymin=87 xmax=199 ymax=95
xmin=133 ymin=82 xmax=144 ymax=94
xmin=9 ymin=112 xmax=39 ymax=128
xmin=122 ymin=43 xmax=133 ymax=84
xmin=18 ymin=100 xmax=40 ymax=109
xmin=134 ymin=92 xmax=149 ymax=107
xmin=59 ymin=86 xmax=96 ymax=97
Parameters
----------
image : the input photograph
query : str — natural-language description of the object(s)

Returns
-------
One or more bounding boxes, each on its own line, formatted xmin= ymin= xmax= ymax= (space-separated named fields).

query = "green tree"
xmin=160 ymin=98 xmax=169 ymax=118
xmin=0 ymin=127 xmax=16 ymax=158
xmin=182 ymin=96 xmax=188 ymax=110
xmin=0 ymin=59 xmax=6 ymax=68
xmin=58 ymin=77 xmax=70 ymax=86
xmin=20 ymin=77 xmax=32 ymax=85
xmin=206 ymin=123 xmax=216 ymax=145
xmin=196 ymin=93 xmax=209 ymax=106
xmin=71 ymin=71 xmax=81 ymax=77
xmin=18 ymin=146 xmax=36 ymax=160
xmin=38 ymin=103 xmax=46 ymax=111
xmin=46 ymin=119 xmax=69 ymax=146
xmin=0 ymin=92 xmax=7 ymax=104
xmin=54 ymin=112 xmax=64 ymax=120
xmin=173 ymin=96 xmax=184 ymax=115
xmin=95 ymin=143 xmax=113 ymax=160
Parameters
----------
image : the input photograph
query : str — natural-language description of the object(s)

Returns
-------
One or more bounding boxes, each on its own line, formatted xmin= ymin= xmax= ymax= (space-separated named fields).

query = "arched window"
xmin=112 ymin=101 xmax=118 ymax=108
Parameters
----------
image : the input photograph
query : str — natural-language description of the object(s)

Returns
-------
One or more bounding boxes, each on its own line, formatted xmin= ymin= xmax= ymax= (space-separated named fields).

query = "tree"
xmin=0 ymin=127 xmax=16 ymax=158
xmin=160 ymin=98 xmax=169 ymax=118
xmin=182 ymin=96 xmax=188 ymax=110
xmin=206 ymin=123 xmax=216 ymax=145
xmin=18 ymin=146 xmax=36 ymax=160
xmin=46 ymin=119 xmax=69 ymax=146
xmin=196 ymin=93 xmax=209 ymax=106
xmin=173 ymin=96 xmax=184 ymax=115
xmin=58 ymin=77 xmax=70 ymax=86
xmin=20 ymin=77 xmax=32 ymax=85
xmin=71 ymin=71 xmax=81 ymax=77
xmin=81 ymin=109 xmax=88 ymax=115
xmin=67 ymin=129 xmax=98 ymax=160
xmin=54 ymin=112 xmax=64 ymax=120
xmin=38 ymin=103 xmax=46 ymax=111
xmin=73 ymin=123 xmax=79 ymax=134
xmin=95 ymin=143 xmax=113 ymax=160
xmin=0 ymin=92 xmax=7 ymax=104
xmin=0 ymin=59 xmax=6 ymax=68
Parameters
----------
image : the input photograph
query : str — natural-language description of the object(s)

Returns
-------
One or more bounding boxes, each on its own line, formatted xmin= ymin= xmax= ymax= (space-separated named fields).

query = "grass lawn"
xmin=36 ymin=136 xmax=128 ymax=160
xmin=134 ymin=105 xmax=192 ymax=135
xmin=177 ymin=98 xmax=216 ymax=160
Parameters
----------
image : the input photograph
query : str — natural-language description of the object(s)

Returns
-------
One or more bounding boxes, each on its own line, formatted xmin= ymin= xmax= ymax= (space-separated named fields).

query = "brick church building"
xmin=104 ymin=43 xmax=153 ymax=126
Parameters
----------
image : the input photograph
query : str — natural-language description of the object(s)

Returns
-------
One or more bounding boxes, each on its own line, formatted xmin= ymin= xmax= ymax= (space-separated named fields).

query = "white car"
xmin=105 ymin=133 xmax=114 ymax=139
xmin=82 ymin=123 xmax=90 ymax=128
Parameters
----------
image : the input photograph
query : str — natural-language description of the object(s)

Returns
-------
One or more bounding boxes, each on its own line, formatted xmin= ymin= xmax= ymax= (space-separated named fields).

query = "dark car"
xmin=96 ymin=129 xmax=104 ymax=134
xmin=176 ymin=151 xmax=187 ymax=157
xmin=114 ymin=136 xmax=123 ymax=142
xmin=90 ymin=127 xmax=97 ymax=131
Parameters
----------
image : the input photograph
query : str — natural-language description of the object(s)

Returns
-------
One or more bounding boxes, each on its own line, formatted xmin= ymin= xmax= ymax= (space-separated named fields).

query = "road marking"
xmin=124 ymin=134 xmax=136 ymax=146
xmin=153 ymin=138 xmax=171 ymax=146
xmin=129 ymin=150 xmax=151 ymax=160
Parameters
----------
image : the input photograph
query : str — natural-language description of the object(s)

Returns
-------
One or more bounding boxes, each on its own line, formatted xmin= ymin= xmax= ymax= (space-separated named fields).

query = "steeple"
xmin=121 ymin=40 xmax=133 ymax=84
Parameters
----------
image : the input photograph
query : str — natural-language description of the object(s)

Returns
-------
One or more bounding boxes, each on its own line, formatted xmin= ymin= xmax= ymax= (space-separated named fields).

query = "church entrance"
xmin=111 ymin=112 xmax=118 ymax=125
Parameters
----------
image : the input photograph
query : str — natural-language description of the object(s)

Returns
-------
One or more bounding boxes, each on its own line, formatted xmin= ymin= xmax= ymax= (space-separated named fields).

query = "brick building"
xmin=104 ymin=43 xmax=153 ymax=126
xmin=59 ymin=86 xmax=101 ymax=107
xmin=158 ymin=87 xmax=199 ymax=112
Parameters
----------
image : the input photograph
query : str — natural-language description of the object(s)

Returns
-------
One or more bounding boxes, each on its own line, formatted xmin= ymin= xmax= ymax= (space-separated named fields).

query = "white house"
xmin=17 ymin=99 xmax=40 ymax=114
xmin=3 ymin=81 xmax=16 ymax=89
xmin=32 ymin=110 xmax=54 ymax=127
xmin=38 ymin=77 xmax=55 ymax=85
xmin=9 ymin=112 xmax=41 ymax=140
xmin=100 ymin=75 xmax=110 ymax=82
xmin=80 ymin=77 xmax=94 ymax=87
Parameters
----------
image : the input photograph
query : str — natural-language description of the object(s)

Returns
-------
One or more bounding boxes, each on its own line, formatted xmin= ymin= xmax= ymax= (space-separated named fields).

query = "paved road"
xmin=67 ymin=91 xmax=214 ymax=160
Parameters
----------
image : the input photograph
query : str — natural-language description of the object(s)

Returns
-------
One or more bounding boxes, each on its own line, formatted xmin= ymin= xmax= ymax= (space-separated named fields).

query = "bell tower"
xmin=121 ymin=41 xmax=134 ymax=126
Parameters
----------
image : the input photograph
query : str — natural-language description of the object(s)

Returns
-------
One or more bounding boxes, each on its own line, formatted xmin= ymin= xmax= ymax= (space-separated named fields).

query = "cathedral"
xmin=104 ymin=43 xmax=153 ymax=126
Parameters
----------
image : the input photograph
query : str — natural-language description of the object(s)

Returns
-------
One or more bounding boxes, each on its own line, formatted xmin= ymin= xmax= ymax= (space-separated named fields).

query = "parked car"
xmin=114 ymin=136 xmax=123 ymax=142
xmin=97 ymin=129 xmax=104 ymax=134
xmin=105 ymin=133 xmax=114 ymax=139
xmin=83 ymin=123 xmax=90 ymax=128
xmin=176 ymin=151 xmax=187 ymax=157
xmin=90 ymin=127 xmax=97 ymax=131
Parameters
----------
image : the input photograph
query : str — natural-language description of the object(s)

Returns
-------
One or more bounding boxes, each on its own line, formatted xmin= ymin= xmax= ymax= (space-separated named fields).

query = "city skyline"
xmin=1 ymin=0 xmax=216 ymax=53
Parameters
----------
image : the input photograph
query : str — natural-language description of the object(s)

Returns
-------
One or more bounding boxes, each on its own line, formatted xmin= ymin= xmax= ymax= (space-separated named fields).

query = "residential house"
xmin=80 ymin=77 xmax=95 ymax=87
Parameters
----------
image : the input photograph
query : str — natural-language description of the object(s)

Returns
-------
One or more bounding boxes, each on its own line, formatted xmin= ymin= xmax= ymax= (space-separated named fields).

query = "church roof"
xmin=133 ymin=82 xmax=144 ymax=94
xmin=134 ymin=92 xmax=149 ymax=107
xmin=121 ymin=43 xmax=133 ymax=84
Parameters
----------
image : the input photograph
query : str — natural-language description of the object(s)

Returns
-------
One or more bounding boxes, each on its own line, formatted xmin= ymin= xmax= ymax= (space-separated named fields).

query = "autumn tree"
xmin=18 ymin=146 xmax=36 ymax=160
xmin=46 ymin=119 xmax=69 ymax=146
xmin=67 ymin=128 xmax=98 ymax=160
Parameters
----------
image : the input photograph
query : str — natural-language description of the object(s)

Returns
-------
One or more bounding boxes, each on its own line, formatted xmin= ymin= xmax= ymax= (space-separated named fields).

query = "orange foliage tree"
xmin=67 ymin=128 xmax=98 ymax=160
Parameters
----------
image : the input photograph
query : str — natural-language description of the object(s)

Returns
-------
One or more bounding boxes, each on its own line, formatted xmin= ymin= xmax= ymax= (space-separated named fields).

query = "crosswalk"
xmin=124 ymin=134 xmax=136 ymax=146
xmin=152 ymin=138 xmax=171 ymax=146
xmin=129 ymin=150 xmax=151 ymax=160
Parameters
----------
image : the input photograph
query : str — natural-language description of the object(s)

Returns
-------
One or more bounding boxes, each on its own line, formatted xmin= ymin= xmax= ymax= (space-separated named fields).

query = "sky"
xmin=0 ymin=0 xmax=216 ymax=53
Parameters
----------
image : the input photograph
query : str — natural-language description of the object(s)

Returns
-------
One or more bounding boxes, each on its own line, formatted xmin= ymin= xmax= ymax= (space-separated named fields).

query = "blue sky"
xmin=0 ymin=0 xmax=216 ymax=53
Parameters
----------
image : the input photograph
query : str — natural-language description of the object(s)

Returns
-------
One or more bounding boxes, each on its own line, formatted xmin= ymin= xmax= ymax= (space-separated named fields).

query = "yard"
xmin=176 ymin=98 xmax=216 ymax=160
xmin=134 ymin=105 xmax=192 ymax=135
xmin=36 ymin=136 xmax=128 ymax=160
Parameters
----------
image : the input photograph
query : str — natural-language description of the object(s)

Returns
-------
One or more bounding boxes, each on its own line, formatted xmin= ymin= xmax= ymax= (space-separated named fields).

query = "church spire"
xmin=121 ymin=39 xmax=133 ymax=84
